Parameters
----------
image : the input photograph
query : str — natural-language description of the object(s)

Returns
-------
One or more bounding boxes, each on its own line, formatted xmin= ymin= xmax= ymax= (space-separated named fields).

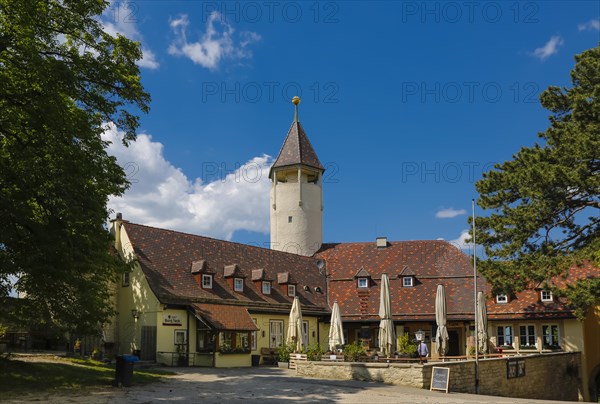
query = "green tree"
xmin=474 ymin=45 xmax=599 ymax=319
xmin=0 ymin=0 xmax=150 ymax=333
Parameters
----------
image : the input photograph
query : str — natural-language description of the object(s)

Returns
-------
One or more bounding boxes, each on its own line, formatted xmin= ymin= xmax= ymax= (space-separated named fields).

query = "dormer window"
xmin=357 ymin=278 xmax=369 ymax=288
xmin=262 ymin=281 xmax=271 ymax=295
xmin=288 ymin=284 xmax=296 ymax=297
xmin=202 ymin=274 xmax=213 ymax=289
xmin=496 ymin=294 xmax=508 ymax=304
xmin=403 ymin=276 xmax=413 ymax=287
xmin=541 ymin=290 xmax=553 ymax=302
xmin=234 ymin=278 xmax=244 ymax=292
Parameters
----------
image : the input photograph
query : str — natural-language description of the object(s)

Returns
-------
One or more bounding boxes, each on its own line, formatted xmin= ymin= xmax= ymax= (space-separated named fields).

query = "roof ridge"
xmin=322 ymin=239 xmax=451 ymax=245
xmin=123 ymin=221 xmax=319 ymax=260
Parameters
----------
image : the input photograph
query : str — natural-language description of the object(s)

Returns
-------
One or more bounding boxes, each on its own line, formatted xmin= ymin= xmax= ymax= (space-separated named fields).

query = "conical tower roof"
xmin=269 ymin=97 xmax=324 ymax=178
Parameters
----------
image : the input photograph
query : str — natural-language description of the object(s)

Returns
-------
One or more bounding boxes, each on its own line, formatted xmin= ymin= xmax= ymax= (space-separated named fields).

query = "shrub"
xmin=277 ymin=342 xmax=293 ymax=362
xmin=306 ymin=343 xmax=323 ymax=361
xmin=343 ymin=341 xmax=366 ymax=362
xmin=397 ymin=334 xmax=417 ymax=356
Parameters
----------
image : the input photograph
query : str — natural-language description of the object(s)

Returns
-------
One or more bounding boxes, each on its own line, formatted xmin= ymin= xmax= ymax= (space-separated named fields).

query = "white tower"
xmin=270 ymin=96 xmax=324 ymax=256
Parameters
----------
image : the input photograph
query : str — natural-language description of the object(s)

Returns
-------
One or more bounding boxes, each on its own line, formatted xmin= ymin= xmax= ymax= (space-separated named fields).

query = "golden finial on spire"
xmin=292 ymin=96 xmax=300 ymax=122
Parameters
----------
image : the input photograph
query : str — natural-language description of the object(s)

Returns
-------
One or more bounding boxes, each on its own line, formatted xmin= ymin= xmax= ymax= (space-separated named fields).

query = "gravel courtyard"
xmin=3 ymin=365 xmax=582 ymax=404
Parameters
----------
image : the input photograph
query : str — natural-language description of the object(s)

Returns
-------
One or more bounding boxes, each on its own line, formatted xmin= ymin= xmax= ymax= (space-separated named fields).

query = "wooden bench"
xmin=260 ymin=347 xmax=278 ymax=365
xmin=289 ymin=353 xmax=307 ymax=370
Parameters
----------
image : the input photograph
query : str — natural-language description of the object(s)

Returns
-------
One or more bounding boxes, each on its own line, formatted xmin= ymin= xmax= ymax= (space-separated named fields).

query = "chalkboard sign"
xmin=430 ymin=367 xmax=450 ymax=393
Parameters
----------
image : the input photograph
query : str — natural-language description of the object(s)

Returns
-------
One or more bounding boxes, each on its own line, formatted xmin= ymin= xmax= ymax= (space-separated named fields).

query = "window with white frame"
xmin=262 ymin=281 xmax=271 ymax=295
xmin=357 ymin=278 xmax=368 ymax=288
xmin=519 ymin=325 xmax=536 ymax=348
xmin=541 ymin=290 xmax=553 ymax=302
xmin=269 ymin=320 xmax=283 ymax=348
xmin=403 ymin=277 xmax=413 ymax=287
xmin=122 ymin=271 xmax=130 ymax=287
xmin=288 ymin=284 xmax=296 ymax=297
xmin=234 ymin=278 xmax=244 ymax=292
xmin=201 ymin=274 xmax=212 ymax=289
xmin=496 ymin=294 xmax=508 ymax=303
xmin=496 ymin=325 xmax=513 ymax=347
xmin=174 ymin=329 xmax=187 ymax=345
xmin=542 ymin=324 xmax=560 ymax=349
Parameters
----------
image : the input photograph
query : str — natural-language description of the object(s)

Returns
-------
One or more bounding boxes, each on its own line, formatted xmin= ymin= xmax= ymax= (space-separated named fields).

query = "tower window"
xmin=288 ymin=216 xmax=293 ymax=223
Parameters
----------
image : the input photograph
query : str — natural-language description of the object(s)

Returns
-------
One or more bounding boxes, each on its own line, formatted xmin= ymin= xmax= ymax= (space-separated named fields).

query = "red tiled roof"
xmin=485 ymin=262 xmax=599 ymax=320
xmin=122 ymin=222 xmax=328 ymax=314
xmin=270 ymin=121 xmax=324 ymax=176
xmin=192 ymin=303 xmax=258 ymax=331
xmin=316 ymin=240 xmax=486 ymax=321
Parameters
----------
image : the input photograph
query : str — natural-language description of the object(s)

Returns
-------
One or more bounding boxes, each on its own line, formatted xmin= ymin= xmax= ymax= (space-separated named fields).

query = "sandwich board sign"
xmin=430 ymin=367 xmax=450 ymax=393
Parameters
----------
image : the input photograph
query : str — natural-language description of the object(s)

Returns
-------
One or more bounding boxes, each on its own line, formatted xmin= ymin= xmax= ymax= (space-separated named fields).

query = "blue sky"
xmin=102 ymin=1 xmax=600 ymax=250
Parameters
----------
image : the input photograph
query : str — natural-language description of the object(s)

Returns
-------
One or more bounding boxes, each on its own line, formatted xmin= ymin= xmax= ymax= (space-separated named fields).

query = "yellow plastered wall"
xmin=156 ymin=309 xmax=190 ymax=353
xmin=249 ymin=313 xmax=321 ymax=352
xmin=116 ymin=226 xmax=161 ymax=355
xmin=582 ymin=304 xmax=600 ymax=402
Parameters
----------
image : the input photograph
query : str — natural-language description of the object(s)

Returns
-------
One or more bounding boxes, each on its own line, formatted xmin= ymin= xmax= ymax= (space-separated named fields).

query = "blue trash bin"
xmin=114 ymin=354 xmax=139 ymax=387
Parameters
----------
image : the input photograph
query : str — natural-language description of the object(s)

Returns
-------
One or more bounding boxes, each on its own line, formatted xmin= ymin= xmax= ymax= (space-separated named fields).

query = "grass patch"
xmin=0 ymin=355 xmax=173 ymax=399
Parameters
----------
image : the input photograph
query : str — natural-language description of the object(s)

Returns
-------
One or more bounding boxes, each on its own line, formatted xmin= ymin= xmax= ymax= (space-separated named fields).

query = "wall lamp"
xmin=131 ymin=309 xmax=139 ymax=320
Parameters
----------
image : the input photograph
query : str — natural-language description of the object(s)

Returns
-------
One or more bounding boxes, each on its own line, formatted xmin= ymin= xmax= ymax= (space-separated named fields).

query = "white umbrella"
xmin=328 ymin=302 xmax=345 ymax=352
xmin=477 ymin=291 xmax=488 ymax=354
xmin=435 ymin=284 xmax=449 ymax=356
xmin=286 ymin=296 xmax=304 ymax=352
xmin=378 ymin=273 xmax=396 ymax=357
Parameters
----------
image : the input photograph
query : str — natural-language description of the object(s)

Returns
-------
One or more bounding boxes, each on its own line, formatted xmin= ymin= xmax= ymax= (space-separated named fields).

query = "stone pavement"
xmin=4 ymin=366 xmax=580 ymax=403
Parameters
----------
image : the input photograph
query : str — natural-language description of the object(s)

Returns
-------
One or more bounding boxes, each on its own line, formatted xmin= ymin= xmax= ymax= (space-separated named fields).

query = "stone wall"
xmin=296 ymin=352 xmax=582 ymax=402
xmin=296 ymin=361 xmax=424 ymax=388
xmin=423 ymin=352 xmax=581 ymax=401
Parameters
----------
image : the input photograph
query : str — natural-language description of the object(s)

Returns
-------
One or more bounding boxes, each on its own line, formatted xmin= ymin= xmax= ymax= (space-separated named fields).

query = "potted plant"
xmin=277 ymin=342 xmax=292 ymax=368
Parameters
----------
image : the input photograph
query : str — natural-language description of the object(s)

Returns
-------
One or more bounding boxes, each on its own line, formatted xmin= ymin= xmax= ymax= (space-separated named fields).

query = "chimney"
xmin=116 ymin=212 xmax=123 ymax=220
xmin=376 ymin=237 xmax=388 ymax=248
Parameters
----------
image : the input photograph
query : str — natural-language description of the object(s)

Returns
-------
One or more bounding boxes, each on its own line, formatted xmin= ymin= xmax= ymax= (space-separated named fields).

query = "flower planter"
xmin=278 ymin=361 xmax=288 ymax=369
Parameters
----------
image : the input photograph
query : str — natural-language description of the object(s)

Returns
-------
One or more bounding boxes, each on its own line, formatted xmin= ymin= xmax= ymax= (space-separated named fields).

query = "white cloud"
xmin=530 ymin=36 xmax=564 ymax=61
xmin=102 ymin=124 xmax=272 ymax=240
xmin=439 ymin=230 xmax=473 ymax=251
xmin=100 ymin=1 xmax=159 ymax=69
xmin=578 ymin=19 xmax=600 ymax=31
xmin=435 ymin=208 xmax=466 ymax=219
xmin=168 ymin=12 xmax=261 ymax=70
xmin=138 ymin=48 xmax=159 ymax=69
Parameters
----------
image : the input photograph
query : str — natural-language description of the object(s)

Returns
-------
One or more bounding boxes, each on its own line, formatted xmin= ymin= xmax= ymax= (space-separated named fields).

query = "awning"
xmin=191 ymin=303 xmax=259 ymax=331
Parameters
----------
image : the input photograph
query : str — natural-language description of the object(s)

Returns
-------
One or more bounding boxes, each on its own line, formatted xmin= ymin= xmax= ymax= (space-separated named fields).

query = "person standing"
xmin=417 ymin=341 xmax=429 ymax=358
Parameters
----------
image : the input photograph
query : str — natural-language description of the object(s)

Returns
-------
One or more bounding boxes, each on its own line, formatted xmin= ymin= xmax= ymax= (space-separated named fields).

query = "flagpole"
xmin=472 ymin=199 xmax=479 ymax=394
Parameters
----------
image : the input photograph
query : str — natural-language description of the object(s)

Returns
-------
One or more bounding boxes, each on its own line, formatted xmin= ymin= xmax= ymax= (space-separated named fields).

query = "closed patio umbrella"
xmin=378 ymin=273 xmax=396 ymax=357
xmin=477 ymin=291 xmax=488 ymax=354
xmin=286 ymin=296 xmax=304 ymax=352
xmin=435 ymin=284 xmax=449 ymax=356
xmin=328 ymin=302 xmax=345 ymax=352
